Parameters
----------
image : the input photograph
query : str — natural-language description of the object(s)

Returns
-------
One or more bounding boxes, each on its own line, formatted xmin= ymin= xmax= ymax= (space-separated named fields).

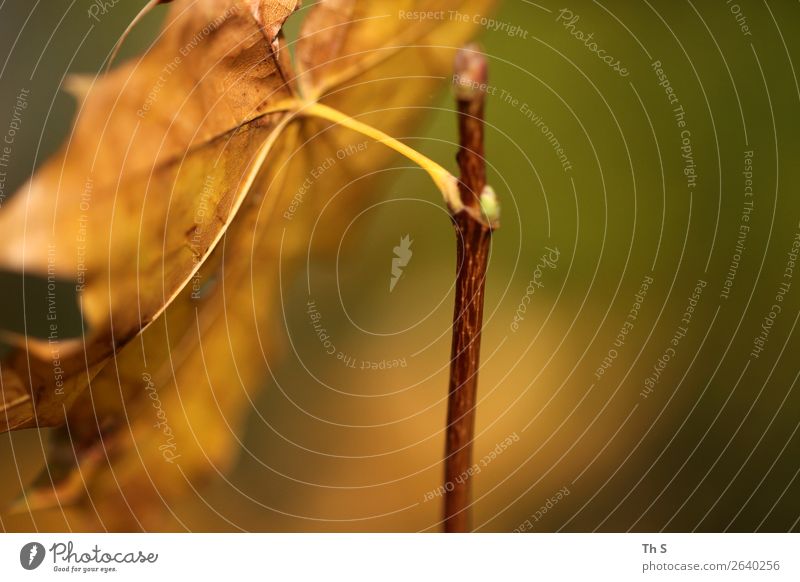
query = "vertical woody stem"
xmin=444 ymin=45 xmax=497 ymax=533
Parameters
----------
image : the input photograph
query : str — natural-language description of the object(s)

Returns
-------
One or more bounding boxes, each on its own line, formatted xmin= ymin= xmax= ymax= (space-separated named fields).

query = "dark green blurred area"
xmin=1 ymin=0 xmax=799 ymax=532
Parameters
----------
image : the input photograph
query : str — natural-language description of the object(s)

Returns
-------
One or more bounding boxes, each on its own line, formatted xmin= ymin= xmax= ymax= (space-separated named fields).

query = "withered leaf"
xmin=0 ymin=0 xmax=300 ymax=431
xmin=1 ymin=0 xmax=495 ymax=529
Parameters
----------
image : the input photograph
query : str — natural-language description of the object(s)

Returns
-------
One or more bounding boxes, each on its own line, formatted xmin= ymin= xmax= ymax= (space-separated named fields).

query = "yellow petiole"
xmin=293 ymin=101 xmax=464 ymax=214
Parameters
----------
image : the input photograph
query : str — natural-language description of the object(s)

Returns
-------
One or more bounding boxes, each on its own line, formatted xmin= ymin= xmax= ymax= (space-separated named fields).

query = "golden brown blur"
xmin=1 ymin=0 xmax=799 ymax=533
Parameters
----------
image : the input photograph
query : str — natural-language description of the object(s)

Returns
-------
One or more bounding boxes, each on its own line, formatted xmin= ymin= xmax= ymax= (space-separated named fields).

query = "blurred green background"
xmin=1 ymin=0 xmax=799 ymax=532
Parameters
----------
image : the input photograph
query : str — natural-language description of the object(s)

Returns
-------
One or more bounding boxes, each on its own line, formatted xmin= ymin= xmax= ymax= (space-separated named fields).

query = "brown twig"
xmin=443 ymin=44 xmax=498 ymax=533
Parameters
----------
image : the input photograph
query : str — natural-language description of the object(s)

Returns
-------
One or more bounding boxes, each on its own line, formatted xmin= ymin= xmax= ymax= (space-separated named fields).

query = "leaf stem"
xmin=297 ymin=102 xmax=462 ymax=213
xmin=444 ymin=45 xmax=496 ymax=533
